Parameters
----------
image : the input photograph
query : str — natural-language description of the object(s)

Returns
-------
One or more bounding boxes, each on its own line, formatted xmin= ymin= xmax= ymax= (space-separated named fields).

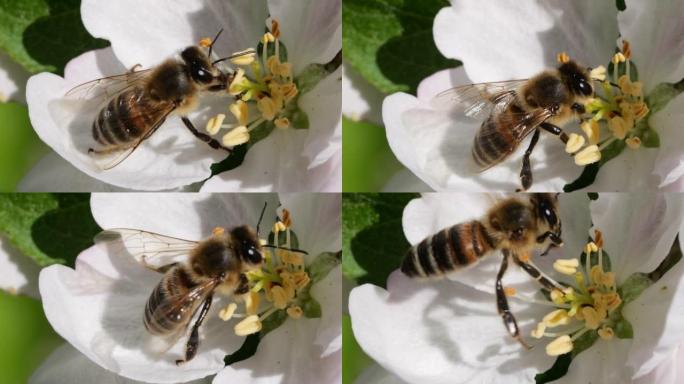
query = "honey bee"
xmin=433 ymin=60 xmax=595 ymax=191
xmin=67 ymin=29 xmax=251 ymax=169
xmin=97 ymin=219 xmax=266 ymax=365
xmin=401 ymin=193 xmax=564 ymax=348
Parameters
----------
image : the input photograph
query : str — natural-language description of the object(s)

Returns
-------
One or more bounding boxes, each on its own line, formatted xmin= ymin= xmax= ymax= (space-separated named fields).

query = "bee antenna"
xmin=212 ymin=49 xmax=256 ymax=66
xmin=262 ymin=244 xmax=309 ymax=255
xmin=208 ymin=28 xmax=224 ymax=58
xmin=256 ymin=201 xmax=267 ymax=236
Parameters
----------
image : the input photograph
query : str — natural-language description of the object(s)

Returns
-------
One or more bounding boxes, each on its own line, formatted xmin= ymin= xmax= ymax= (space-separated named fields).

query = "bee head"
xmin=559 ymin=60 xmax=593 ymax=97
xmin=181 ymin=46 xmax=215 ymax=84
xmin=230 ymin=225 xmax=263 ymax=266
xmin=488 ymin=200 xmax=536 ymax=245
xmin=531 ymin=193 xmax=562 ymax=236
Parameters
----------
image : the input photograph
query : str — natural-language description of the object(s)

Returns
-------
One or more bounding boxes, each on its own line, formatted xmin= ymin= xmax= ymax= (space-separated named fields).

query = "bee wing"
xmin=65 ymin=69 xmax=154 ymax=105
xmin=90 ymin=102 xmax=175 ymax=170
xmin=95 ymin=229 xmax=198 ymax=272
xmin=431 ymin=79 xmax=528 ymax=119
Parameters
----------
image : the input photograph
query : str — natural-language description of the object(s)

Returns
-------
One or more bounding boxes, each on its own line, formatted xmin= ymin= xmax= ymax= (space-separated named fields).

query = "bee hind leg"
xmin=176 ymin=293 xmax=214 ymax=366
xmin=517 ymin=128 xmax=540 ymax=192
xmin=181 ymin=117 xmax=233 ymax=153
xmin=496 ymin=250 xmax=531 ymax=349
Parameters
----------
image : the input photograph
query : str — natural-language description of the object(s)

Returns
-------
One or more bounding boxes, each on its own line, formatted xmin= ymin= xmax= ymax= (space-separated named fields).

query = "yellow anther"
xmin=273 ymin=221 xmax=287 ymax=233
xmin=287 ymin=306 xmax=303 ymax=319
xmin=219 ymin=303 xmax=238 ymax=321
xmin=584 ymin=241 xmax=598 ymax=255
xmin=278 ymin=249 xmax=304 ymax=266
xmin=199 ymin=37 xmax=212 ymax=48
xmin=281 ymin=83 xmax=298 ymax=101
xmin=565 ymin=133 xmax=585 ymax=153
xmin=550 ymin=289 xmax=566 ymax=304
xmin=608 ymin=116 xmax=630 ymax=140
xmin=632 ymin=101 xmax=649 ymax=120
xmin=581 ymin=306 xmax=602 ymax=329
xmin=234 ymin=315 xmax=262 ymax=336
xmin=228 ymin=69 xmax=248 ymax=95
xmin=270 ymin=285 xmax=290 ymax=309
xmin=600 ymin=271 xmax=616 ymax=288
xmin=553 ymin=258 xmax=580 ymax=275
xmin=222 ymin=126 xmax=250 ymax=147
xmin=245 ymin=291 xmax=261 ymax=315
xmin=230 ymin=49 xmax=256 ymax=66
xmin=590 ymin=66 xmax=607 ymax=81
xmin=556 ymin=52 xmax=570 ymax=64
xmin=206 ymin=114 xmax=226 ymax=135
xmin=212 ymin=227 xmax=225 ymax=236
xmin=598 ymin=326 xmax=615 ymax=340
xmin=543 ymin=309 xmax=572 ymax=327
xmin=602 ymin=292 xmax=622 ymax=311
xmin=546 ymin=335 xmax=573 ymax=356
xmin=281 ymin=209 xmax=292 ymax=227
xmin=257 ymin=96 xmax=279 ymax=121
xmin=594 ymin=230 xmax=604 ymax=248
xmin=625 ymin=137 xmax=641 ymax=149
xmin=612 ymin=52 xmax=626 ymax=64
xmin=590 ymin=265 xmax=603 ymax=285
xmin=292 ymin=271 xmax=311 ymax=289
xmin=574 ymin=145 xmax=601 ymax=166
xmin=531 ymin=322 xmax=546 ymax=339
xmin=621 ymin=40 xmax=632 ymax=59
xmin=229 ymin=100 xmax=249 ymax=126
xmin=617 ymin=75 xmax=643 ymax=97
xmin=503 ymin=287 xmax=517 ymax=297
xmin=262 ymin=32 xmax=275 ymax=44
xmin=581 ymin=120 xmax=600 ymax=145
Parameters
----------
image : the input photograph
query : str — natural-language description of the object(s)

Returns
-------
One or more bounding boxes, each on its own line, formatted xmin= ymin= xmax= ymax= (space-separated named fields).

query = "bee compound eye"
xmin=578 ymin=79 xmax=592 ymax=96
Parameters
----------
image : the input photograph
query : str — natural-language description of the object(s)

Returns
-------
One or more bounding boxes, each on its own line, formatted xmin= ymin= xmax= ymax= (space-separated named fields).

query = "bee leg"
xmin=181 ymin=117 xmax=233 ymax=153
xmin=176 ymin=293 xmax=214 ymax=366
xmin=233 ymin=273 xmax=250 ymax=295
xmin=539 ymin=122 xmax=569 ymax=144
xmin=512 ymin=255 xmax=563 ymax=292
xmin=517 ymin=129 xmax=540 ymax=192
xmin=571 ymin=103 xmax=586 ymax=115
xmin=496 ymin=251 xmax=531 ymax=349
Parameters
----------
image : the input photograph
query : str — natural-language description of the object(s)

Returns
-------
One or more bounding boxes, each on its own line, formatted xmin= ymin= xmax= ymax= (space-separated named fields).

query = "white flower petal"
xmin=585 ymin=148 xmax=660 ymax=192
xmin=433 ymin=0 xmax=618 ymax=83
xmin=384 ymin=68 xmax=582 ymax=191
xmin=279 ymin=193 xmax=341 ymax=260
xmin=200 ymin=129 xmax=341 ymax=192
xmin=618 ymin=0 xmax=684 ymax=92
xmin=27 ymin=48 xmax=225 ymax=190
xmin=267 ymin=0 xmax=341 ymax=75
xmin=560 ymin=339 xmax=634 ymax=383
xmin=0 ymin=236 xmax=40 ymax=298
xmin=30 ymin=343 xmax=213 ymax=384
xmin=215 ymin=318 xmax=341 ymax=384
xmin=634 ymin=339 xmax=684 ymax=384
xmin=0 ymin=50 xmax=29 ymax=104
xmin=342 ymin=63 xmax=384 ymax=126
xmin=382 ymin=169 xmax=433 ymax=192
xmin=652 ymin=93 xmax=684 ymax=188
xmin=18 ymin=152 xmax=130 ymax=192
xmin=39 ymin=244 xmax=242 ymax=383
xmin=590 ymin=193 xmax=683 ymax=283
xmin=349 ymin=271 xmax=550 ymax=384
xmin=311 ymin=265 xmax=342 ymax=357
xmin=299 ymin=67 xmax=342 ymax=168
xmin=625 ymin=249 xmax=684 ymax=379
xmin=355 ymin=362 xmax=409 ymax=384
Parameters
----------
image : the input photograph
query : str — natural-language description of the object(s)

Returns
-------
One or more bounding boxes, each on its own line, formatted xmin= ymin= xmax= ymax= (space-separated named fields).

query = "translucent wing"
xmin=65 ymin=69 xmax=154 ymax=106
xmin=150 ymin=278 xmax=218 ymax=329
xmin=431 ymin=79 xmax=528 ymax=119
xmin=95 ymin=229 xmax=198 ymax=271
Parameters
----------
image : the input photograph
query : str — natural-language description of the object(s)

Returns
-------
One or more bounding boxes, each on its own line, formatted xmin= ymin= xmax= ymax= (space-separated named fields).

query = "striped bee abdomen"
xmin=401 ymin=220 xmax=497 ymax=278
xmin=472 ymin=115 xmax=517 ymax=169
xmin=144 ymin=266 xmax=198 ymax=335
xmin=92 ymin=87 xmax=150 ymax=147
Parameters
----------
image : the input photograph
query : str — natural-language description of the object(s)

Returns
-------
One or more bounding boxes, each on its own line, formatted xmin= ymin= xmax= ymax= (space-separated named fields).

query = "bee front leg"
xmin=496 ymin=250 xmax=531 ymax=349
xmin=176 ymin=293 xmax=214 ymax=366
xmin=181 ymin=117 xmax=233 ymax=153
xmin=539 ymin=122 xmax=569 ymax=144
xmin=233 ymin=273 xmax=250 ymax=295
xmin=512 ymin=254 xmax=564 ymax=291
xmin=517 ymin=128 xmax=540 ymax=192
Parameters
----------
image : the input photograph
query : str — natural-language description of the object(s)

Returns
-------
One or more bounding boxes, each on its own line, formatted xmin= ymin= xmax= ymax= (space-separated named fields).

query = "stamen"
xmin=546 ymin=335 xmax=573 ymax=356
xmin=245 ymin=291 xmax=260 ymax=316
xmin=257 ymin=97 xmax=279 ymax=121
xmin=543 ymin=309 xmax=572 ymax=327
xmin=554 ymin=258 xmax=580 ymax=275
xmin=234 ymin=315 xmax=262 ymax=336
xmin=229 ymin=100 xmax=249 ymax=126
xmin=598 ymin=326 xmax=614 ymax=340
xmin=219 ymin=303 xmax=238 ymax=321
xmin=574 ymin=145 xmax=601 ymax=166
xmin=206 ymin=114 xmax=226 ymax=135
xmin=222 ymin=126 xmax=250 ymax=147
xmin=275 ymin=117 xmax=290 ymax=129
xmin=287 ymin=306 xmax=303 ymax=319
xmin=590 ymin=66 xmax=607 ymax=81
xmin=565 ymin=134 xmax=585 ymax=154
xmin=230 ymin=49 xmax=256 ymax=66
xmin=531 ymin=323 xmax=546 ymax=339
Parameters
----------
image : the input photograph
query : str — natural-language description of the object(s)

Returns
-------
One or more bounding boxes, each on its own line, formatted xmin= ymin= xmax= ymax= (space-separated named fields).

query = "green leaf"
xmin=0 ymin=102 xmax=48 ymax=191
xmin=308 ymin=251 xmax=342 ymax=283
xmin=0 ymin=194 xmax=101 ymax=267
xmin=342 ymin=193 xmax=418 ymax=287
xmin=0 ymin=0 xmax=109 ymax=74
xmin=564 ymin=140 xmax=626 ymax=192
xmin=619 ymin=272 xmax=653 ymax=304
xmin=615 ymin=317 xmax=634 ymax=339
xmin=343 ymin=0 xmax=460 ymax=94
xmin=342 ymin=117 xmax=404 ymax=192
xmin=645 ymin=79 xmax=684 ymax=115
xmin=260 ymin=309 xmax=288 ymax=336
xmin=535 ymin=353 xmax=572 ymax=384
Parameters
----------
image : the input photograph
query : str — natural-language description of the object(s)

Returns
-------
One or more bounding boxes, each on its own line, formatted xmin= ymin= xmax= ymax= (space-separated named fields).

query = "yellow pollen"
xmin=219 ymin=303 xmax=238 ymax=321
xmin=603 ymin=292 xmax=622 ymax=311
xmin=206 ymin=114 xmax=226 ymax=135
xmin=617 ymin=75 xmax=643 ymax=98
xmin=229 ymin=100 xmax=249 ymax=126
xmin=625 ymin=137 xmax=641 ymax=149
xmin=590 ymin=66 xmax=607 ymax=81
xmin=574 ymin=145 xmax=601 ymax=166
xmin=556 ymin=52 xmax=570 ymax=64
xmin=274 ymin=117 xmax=290 ymax=129
xmin=278 ymin=249 xmax=305 ymax=266
xmin=228 ymin=68 xmax=248 ymax=95
xmin=581 ymin=306 xmax=602 ymax=330
xmin=257 ymin=96 xmax=279 ymax=121
xmin=531 ymin=322 xmax=546 ymax=339
xmin=262 ymin=32 xmax=275 ymax=44
xmin=230 ymin=49 xmax=256 ymax=66
xmin=222 ymin=126 xmax=250 ymax=147
xmin=546 ymin=335 xmax=573 ymax=356
xmin=612 ymin=52 xmax=626 ymax=64
xmin=199 ymin=37 xmax=212 ymax=48
xmin=287 ymin=306 xmax=303 ymax=319
xmin=608 ymin=116 xmax=630 ymax=139
xmin=281 ymin=83 xmax=298 ymax=101
xmin=584 ymin=241 xmax=598 ymax=255
xmin=543 ymin=309 xmax=572 ymax=327
xmin=565 ymin=133 xmax=585 ymax=153
xmin=553 ymin=258 xmax=580 ymax=275
xmin=550 ymin=289 xmax=565 ymax=304
xmin=581 ymin=120 xmax=600 ymax=145
xmin=212 ymin=226 xmax=225 ymax=236
xmin=590 ymin=265 xmax=603 ymax=286
xmin=270 ymin=285 xmax=290 ymax=309
xmin=273 ymin=221 xmax=287 ymax=233
xmin=598 ymin=326 xmax=615 ymax=340
xmin=503 ymin=287 xmax=517 ymax=297
xmin=518 ymin=252 xmax=530 ymax=263
xmin=234 ymin=315 xmax=262 ymax=336
xmin=632 ymin=101 xmax=649 ymax=120
xmin=600 ymin=271 xmax=616 ymax=288
xmin=245 ymin=291 xmax=260 ymax=316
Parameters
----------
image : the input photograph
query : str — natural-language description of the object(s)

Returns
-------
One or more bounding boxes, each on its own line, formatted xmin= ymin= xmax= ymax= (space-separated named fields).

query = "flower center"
xmin=206 ymin=19 xmax=300 ymax=148
xmin=218 ymin=209 xmax=312 ymax=336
